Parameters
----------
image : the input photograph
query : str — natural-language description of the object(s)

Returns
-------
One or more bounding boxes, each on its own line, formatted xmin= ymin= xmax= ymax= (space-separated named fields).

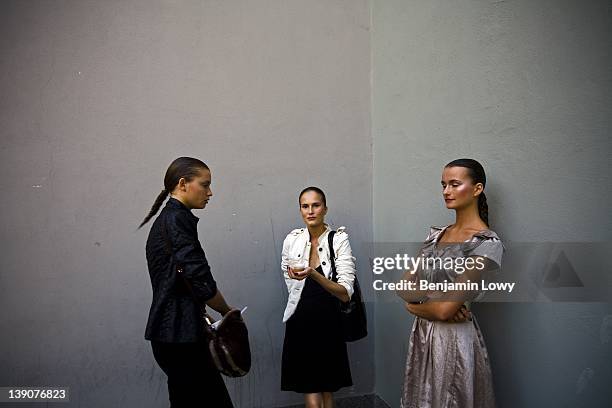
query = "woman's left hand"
xmin=293 ymin=266 xmax=316 ymax=280
xmin=447 ymin=305 xmax=472 ymax=323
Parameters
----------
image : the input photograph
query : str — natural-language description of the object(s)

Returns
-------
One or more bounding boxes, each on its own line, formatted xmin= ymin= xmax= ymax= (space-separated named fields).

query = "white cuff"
xmin=340 ymin=281 xmax=354 ymax=300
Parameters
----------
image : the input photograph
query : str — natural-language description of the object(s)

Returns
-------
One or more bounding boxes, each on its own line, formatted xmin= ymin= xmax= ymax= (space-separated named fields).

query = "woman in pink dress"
xmin=397 ymin=158 xmax=504 ymax=408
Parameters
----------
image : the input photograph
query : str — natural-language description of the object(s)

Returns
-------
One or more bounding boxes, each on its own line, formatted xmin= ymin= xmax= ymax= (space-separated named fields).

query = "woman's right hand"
xmin=287 ymin=267 xmax=307 ymax=280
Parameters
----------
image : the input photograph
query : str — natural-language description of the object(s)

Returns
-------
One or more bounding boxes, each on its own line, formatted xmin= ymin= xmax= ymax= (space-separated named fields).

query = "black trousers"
xmin=151 ymin=340 xmax=234 ymax=408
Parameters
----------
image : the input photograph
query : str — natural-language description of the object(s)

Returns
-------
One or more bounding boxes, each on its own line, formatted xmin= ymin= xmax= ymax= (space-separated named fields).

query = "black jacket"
xmin=145 ymin=198 xmax=218 ymax=342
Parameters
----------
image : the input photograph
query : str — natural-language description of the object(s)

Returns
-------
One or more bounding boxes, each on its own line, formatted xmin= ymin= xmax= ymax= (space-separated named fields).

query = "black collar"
xmin=166 ymin=197 xmax=198 ymax=221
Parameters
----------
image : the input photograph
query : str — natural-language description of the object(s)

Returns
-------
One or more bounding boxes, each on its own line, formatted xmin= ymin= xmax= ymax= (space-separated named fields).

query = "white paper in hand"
xmin=211 ymin=306 xmax=247 ymax=330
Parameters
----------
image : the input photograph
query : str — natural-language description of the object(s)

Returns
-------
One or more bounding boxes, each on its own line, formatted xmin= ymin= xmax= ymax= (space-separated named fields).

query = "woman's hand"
xmin=293 ymin=266 xmax=350 ymax=302
xmin=404 ymin=302 xmax=472 ymax=323
xmin=445 ymin=305 xmax=472 ymax=323
xmin=287 ymin=266 xmax=314 ymax=280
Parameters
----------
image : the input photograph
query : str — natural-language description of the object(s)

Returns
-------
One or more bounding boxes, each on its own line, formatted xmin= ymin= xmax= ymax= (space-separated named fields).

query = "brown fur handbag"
xmin=203 ymin=309 xmax=251 ymax=377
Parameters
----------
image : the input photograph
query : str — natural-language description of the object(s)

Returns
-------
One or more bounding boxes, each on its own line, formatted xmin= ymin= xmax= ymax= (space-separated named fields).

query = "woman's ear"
xmin=473 ymin=182 xmax=484 ymax=197
xmin=177 ymin=177 xmax=187 ymax=191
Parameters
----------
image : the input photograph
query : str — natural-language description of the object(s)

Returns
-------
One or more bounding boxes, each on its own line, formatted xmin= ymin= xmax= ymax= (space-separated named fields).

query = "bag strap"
xmin=161 ymin=219 xmax=214 ymax=332
xmin=327 ymin=230 xmax=338 ymax=282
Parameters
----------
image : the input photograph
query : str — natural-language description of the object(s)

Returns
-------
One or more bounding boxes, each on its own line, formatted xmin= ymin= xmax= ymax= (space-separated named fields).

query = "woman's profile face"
xmin=441 ymin=166 xmax=482 ymax=210
xmin=180 ymin=168 xmax=213 ymax=209
xmin=299 ymin=191 xmax=327 ymax=229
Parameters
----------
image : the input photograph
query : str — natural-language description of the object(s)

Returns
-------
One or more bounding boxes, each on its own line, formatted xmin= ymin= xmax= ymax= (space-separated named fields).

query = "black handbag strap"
xmin=326 ymin=228 xmax=368 ymax=342
xmin=328 ymin=230 xmax=338 ymax=282
xmin=161 ymin=220 xmax=213 ymax=329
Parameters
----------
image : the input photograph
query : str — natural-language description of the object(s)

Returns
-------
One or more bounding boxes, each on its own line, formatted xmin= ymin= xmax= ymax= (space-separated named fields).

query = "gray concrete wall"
xmin=372 ymin=1 xmax=612 ymax=407
xmin=3 ymin=0 xmax=612 ymax=407
xmin=0 ymin=1 xmax=372 ymax=407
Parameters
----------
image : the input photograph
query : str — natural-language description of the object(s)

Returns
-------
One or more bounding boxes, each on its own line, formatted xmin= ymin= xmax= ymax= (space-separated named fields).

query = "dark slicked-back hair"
xmin=138 ymin=157 xmax=209 ymax=229
xmin=445 ymin=158 xmax=489 ymax=226
xmin=298 ymin=186 xmax=327 ymax=207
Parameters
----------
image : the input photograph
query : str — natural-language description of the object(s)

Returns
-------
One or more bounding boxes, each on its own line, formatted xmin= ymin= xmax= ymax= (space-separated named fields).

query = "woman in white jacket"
xmin=280 ymin=187 xmax=356 ymax=408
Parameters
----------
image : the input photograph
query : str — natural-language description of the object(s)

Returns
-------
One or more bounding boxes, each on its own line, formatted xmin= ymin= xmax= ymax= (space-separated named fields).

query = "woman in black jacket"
xmin=139 ymin=157 xmax=234 ymax=408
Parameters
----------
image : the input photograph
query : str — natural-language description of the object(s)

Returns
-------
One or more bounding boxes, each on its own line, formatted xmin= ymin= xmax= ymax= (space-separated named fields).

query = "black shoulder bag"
xmin=162 ymin=222 xmax=251 ymax=377
xmin=328 ymin=230 xmax=368 ymax=342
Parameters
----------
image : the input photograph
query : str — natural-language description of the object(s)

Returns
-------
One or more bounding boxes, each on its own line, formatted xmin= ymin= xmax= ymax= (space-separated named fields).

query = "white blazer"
xmin=281 ymin=224 xmax=356 ymax=323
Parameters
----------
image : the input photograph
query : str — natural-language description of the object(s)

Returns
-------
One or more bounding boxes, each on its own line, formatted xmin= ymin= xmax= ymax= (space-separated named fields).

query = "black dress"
xmin=281 ymin=265 xmax=353 ymax=393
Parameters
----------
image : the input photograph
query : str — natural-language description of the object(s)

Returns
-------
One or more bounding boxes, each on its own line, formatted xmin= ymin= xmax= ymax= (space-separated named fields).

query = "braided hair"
xmin=445 ymin=158 xmax=489 ymax=226
xmin=138 ymin=157 xmax=209 ymax=229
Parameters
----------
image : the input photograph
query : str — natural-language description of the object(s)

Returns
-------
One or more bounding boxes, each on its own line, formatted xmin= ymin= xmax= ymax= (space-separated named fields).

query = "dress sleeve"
xmin=171 ymin=212 xmax=218 ymax=304
xmin=418 ymin=226 xmax=444 ymax=256
xmin=414 ymin=226 xmax=444 ymax=281
xmin=456 ymin=231 xmax=505 ymax=302
xmin=466 ymin=231 xmax=504 ymax=270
